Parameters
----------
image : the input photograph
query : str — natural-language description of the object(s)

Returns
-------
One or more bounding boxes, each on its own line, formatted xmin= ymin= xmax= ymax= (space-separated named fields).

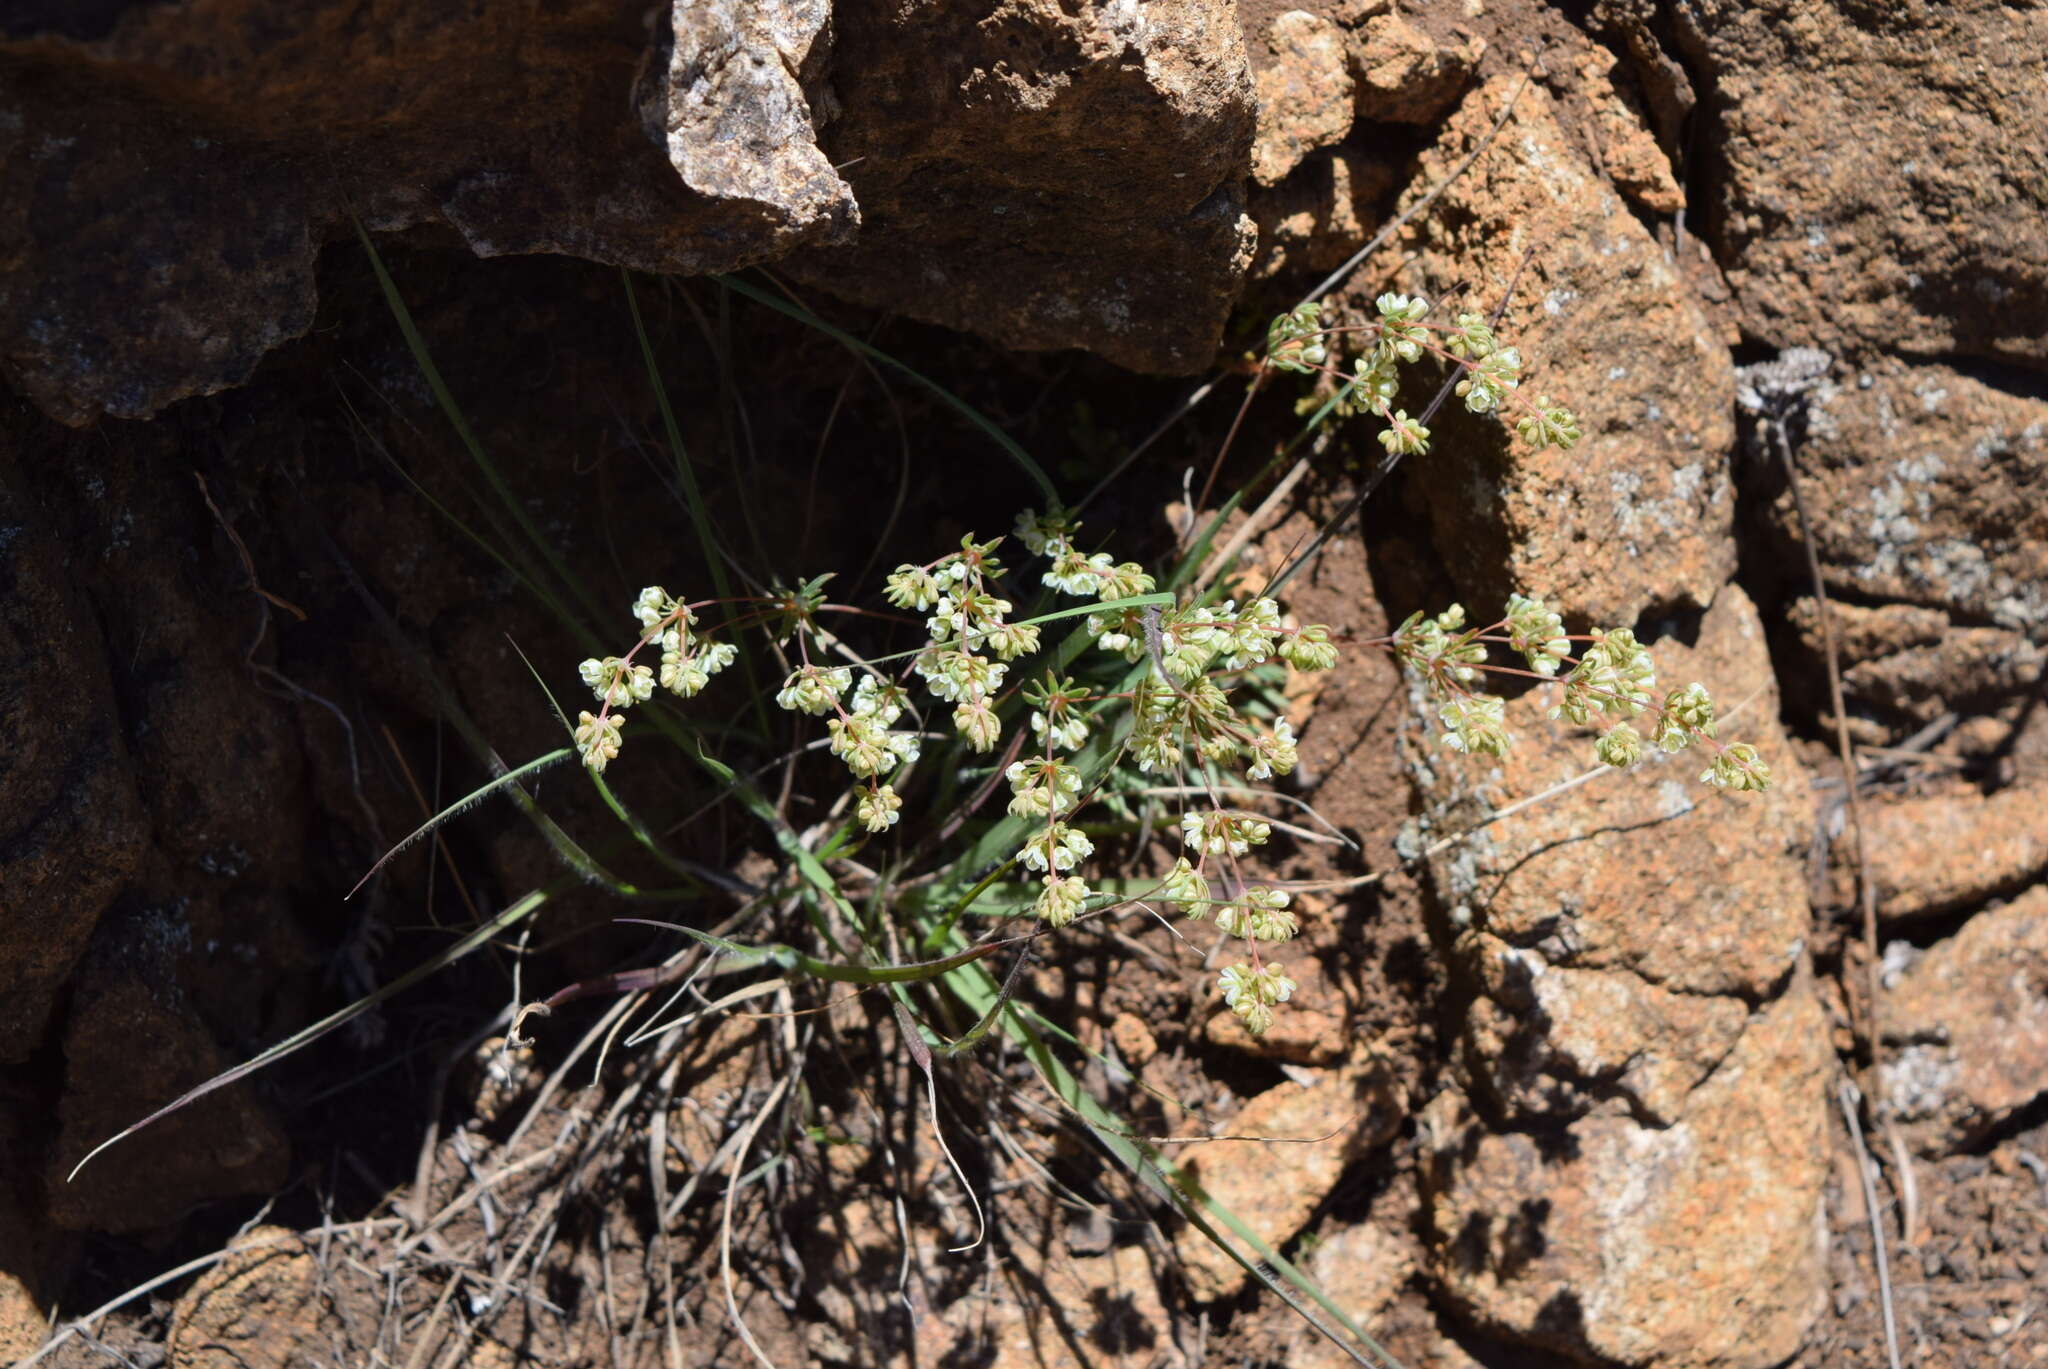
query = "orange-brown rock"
xmin=1418 ymin=584 xmax=1811 ymax=1001
xmin=1882 ymin=884 xmax=2048 ymax=1153
xmin=1860 ymin=783 xmax=2048 ymax=923
xmin=1251 ymin=11 xmax=1356 ymax=188
xmin=168 ymin=1226 xmax=323 ymax=1369
xmin=1346 ymin=6 xmax=1481 ymax=126
xmin=1409 ymin=584 xmax=1829 ymax=1364
xmin=1172 ymin=1055 xmax=1404 ymax=1300
xmin=1390 ymin=77 xmax=1737 ymax=628
xmin=1422 ymin=985 xmax=1831 ymax=1369
xmin=1691 ymin=0 xmax=2048 ymax=370
xmin=1249 ymin=145 xmax=1398 ymax=279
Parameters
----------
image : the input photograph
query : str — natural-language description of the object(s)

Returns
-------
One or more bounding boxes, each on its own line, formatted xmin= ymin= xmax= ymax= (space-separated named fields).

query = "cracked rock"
xmin=1882 ymin=885 xmax=2048 ymax=1154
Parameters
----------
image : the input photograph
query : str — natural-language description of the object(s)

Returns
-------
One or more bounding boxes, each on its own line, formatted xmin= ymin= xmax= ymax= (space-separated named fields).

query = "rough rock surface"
xmin=1782 ymin=599 xmax=2043 ymax=745
xmin=0 ymin=1271 xmax=39 ymax=1362
xmin=1858 ymin=783 xmax=2048 ymax=924
xmin=1882 ymin=885 xmax=2048 ymax=1154
xmin=1392 ymin=77 xmax=1736 ymax=628
xmin=1570 ymin=45 xmax=1682 ymax=217
xmin=1249 ymin=146 xmax=1397 ymax=280
xmin=167 ymin=1226 xmax=322 ymax=1369
xmin=1760 ymin=354 xmax=2048 ymax=642
xmin=0 ymin=0 xmax=1256 ymax=428
xmin=1173 ymin=1056 xmax=1404 ymax=1300
xmin=1345 ymin=5 xmax=1481 ymax=125
xmin=49 ymin=911 xmax=290 ymax=1231
xmin=1418 ymin=584 xmax=1812 ymax=1002
xmin=1251 ymin=11 xmax=1356 ymax=188
xmin=1689 ymin=0 xmax=2048 ymax=369
xmin=0 ymin=0 xmax=857 ymax=426
xmin=1410 ymin=583 xmax=1829 ymax=1364
xmin=1422 ymin=985 xmax=1832 ymax=1369
xmin=786 ymin=0 xmax=1259 ymax=374
xmin=1290 ymin=1215 xmax=1417 ymax=1369
xmin=0 ymin=461 xmax=149 ymax=1062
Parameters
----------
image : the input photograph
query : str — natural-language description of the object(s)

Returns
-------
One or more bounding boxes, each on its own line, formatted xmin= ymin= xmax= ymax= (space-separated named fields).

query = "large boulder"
xmin=1409 ymin=584 xmax=1830 ymax=1366
xmin=1683 ymin=0 xmax=2048 ymax=371
xmin=1 ymin=0 xmax=1258 ymax=429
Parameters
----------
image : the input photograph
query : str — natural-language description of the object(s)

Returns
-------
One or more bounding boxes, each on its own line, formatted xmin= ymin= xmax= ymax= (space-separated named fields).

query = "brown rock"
xmin=1860 ymin=784 xmax=2048 ymax=923
xmin=1250 ymin=145 xmax=1398 ymax=280
xmin=1172 ymin=1056 xmax=1403 ymax=1300
xmin=168 ymin=1226 xmax=322 ymax=1369
xmin=1692 ymin=0 xmax=2048 ymax=369
xmin=1348 ymin=10 xmax=1481 ymax=125
xmin=920 ymin=1242 xmax=1178 ymax=1369
xmin=1761 ymin=354 xmax=2048 ymax=637
xmin=1779 ymin=597 xmax=2044 ymax=742
xmin=1882 ymin=885 xmax=2048 ymax=1153
xmin=0 ymin=1 xmax=855 ymax=426
xmin=1409 ymin=584 xmax=1827 ymax=1363
xmin=1291 ymin=1213 xmax=1416 ymax=1369
xmin=1108 ymin=1012 xmax=1159 ymax=1067
xmin=1417 ymin=583 xmax=1811 ymax=999
xmin=787 ymin=0 xmax=1259 ymax=374
xmin=1252 ymin=12 xmax=1356 ymax=188
xmin=0 ymin=1271 xmax=42 ymax=1364
xmin=3 ymin=0 xmax=1261 ymax=425
xmin=1423 ymin=984 xmax=1831 ymax=1368
xmin=1572 ymin=47 xmax=1683 ymax=217
xmin=1463 ymin=939 xmax=1749 ymax=1127
xmin=0 ymin=462 xmax=149 ymax=1061
xmin=1392 ymin=77 xmax=1737 ymax=627
xmin=48 ymin=909 xmax=289 ymax=1232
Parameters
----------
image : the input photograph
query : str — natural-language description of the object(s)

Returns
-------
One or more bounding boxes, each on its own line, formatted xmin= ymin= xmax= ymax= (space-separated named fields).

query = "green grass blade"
xmin=623 ymin=918 xmax=1005 ymax=985
xmin=347 ymin=748 xmax=574 ymax=898
xmin=68 ymin=887 xmax=554 ymax=1180
xmin=944 ymin=962 xmax=1405 ymax=1368
xmin=717 ymin=274 xmax=1058 ymax=503
xmin=352 ymin=217 xmax=609 ymax=629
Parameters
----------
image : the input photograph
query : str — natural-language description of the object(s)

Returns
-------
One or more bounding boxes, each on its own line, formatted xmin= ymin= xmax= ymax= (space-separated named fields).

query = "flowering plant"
xmin=564 ymin=298 xmax=1766 ymax=1038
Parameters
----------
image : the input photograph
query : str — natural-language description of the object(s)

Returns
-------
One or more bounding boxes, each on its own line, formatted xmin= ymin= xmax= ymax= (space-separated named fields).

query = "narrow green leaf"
xmin=717 ymin=274 xmax=1059 ymax=503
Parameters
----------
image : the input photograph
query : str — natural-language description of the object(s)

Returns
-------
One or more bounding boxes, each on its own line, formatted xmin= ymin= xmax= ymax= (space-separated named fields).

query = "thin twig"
xmin=1839 ymin=1078 xmax=1905 ymax=1369
xmin=24 ymin=1221 xmax=406 ymax=1368
xmin=720 ymin=1073 xmax=794 ymax=1369
xmin=1772 ymin=416 xmax=1883 ymax=1053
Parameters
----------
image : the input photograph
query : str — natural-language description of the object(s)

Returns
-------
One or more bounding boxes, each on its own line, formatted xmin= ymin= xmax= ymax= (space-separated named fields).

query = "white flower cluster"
xmin=1213 ymin=886 xmax=1296 ymax=941
xmin=1505 ymin=593 xmax=1570 ymax=675
xmin=1394 ymin=603 xmax=1485 ymax=693
xmin=1217 ymin=963 xmax=1297 ymax=1037
xmin=1018 ymin=507 xmax=1156 ymax=603
xmin=572 ymin=521 xmax=1358 ymax=1039
xmin=572 ymin=586 xmax=736 ymax=772
xmin=1386 ymin=598 xmax=1771 ymax=789
xmin=1552 ymin=627 xmax=1656 ymax=725
xmin=892 ymin=534 xmax=1027 ymax=756
xmin=1263 ymin=297 xmax=1583 ymax=458
xmin=792 ymin=669 xmax=926 ymax=831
